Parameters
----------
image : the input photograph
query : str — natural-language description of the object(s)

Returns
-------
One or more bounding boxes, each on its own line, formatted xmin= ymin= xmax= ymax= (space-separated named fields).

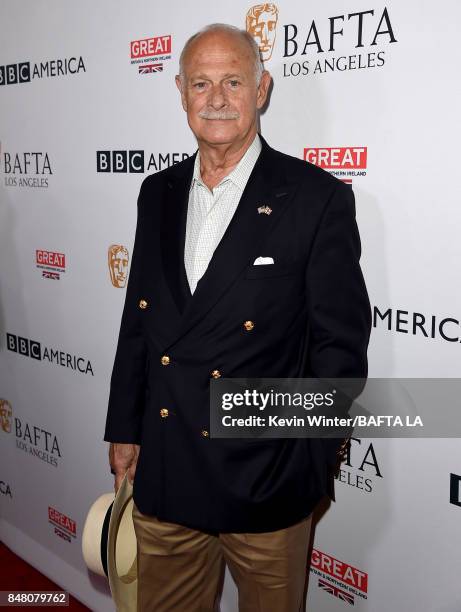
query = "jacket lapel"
xmin=160 ymin=154 xmax=195 ymax=315
xmin=159 ymin=136 xmax=298 ymax=350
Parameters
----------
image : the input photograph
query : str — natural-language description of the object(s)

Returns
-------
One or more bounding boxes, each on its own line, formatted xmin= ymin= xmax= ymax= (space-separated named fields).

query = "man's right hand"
xmin=108 ymin=443 xmax=140 ymax=493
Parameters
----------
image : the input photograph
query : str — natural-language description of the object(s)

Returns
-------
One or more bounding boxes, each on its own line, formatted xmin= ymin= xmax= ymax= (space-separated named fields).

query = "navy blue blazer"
xmin=104 ymin=135 xmax=371 ymax=533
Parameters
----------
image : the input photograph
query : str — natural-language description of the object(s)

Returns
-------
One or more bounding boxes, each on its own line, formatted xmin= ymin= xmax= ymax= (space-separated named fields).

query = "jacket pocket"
xmin=245 ymin=260 xmax=304 ymax=279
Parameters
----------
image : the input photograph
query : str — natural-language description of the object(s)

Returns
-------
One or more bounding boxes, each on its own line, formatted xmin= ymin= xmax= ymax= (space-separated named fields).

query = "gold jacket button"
xmin=201 ymin=429 xmax=209 ymax=437
xmin=160 ymin=408 xmax=169 ymax=418
xmin=243 ymin=320 xmax=255 ymax=331
xmin=161 ymin=355 xmax=170 ymax=365
xmin=139 ymin=299 xmax=148 ymax=309
xmin=211 ymin=369 xmax=221 ymax=379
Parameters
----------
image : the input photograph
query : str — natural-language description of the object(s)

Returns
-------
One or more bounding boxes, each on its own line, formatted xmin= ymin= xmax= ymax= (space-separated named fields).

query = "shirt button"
xmin=161 ymin=355 xmax=170 ymax=366
xmin=201 ymin=429 xmax=209 ymax=437
xmin=159 ymin=408 xmax=169 ymax=418
xmin=139 ymin=299 xmax=148 ymax=309
xmin=243 ymin=320 xmax=255 ymax=331
xmin=211 ymin=369 xmax=221 ymax=379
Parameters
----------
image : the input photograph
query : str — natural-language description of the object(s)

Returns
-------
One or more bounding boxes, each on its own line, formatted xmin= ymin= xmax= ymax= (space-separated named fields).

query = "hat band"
xmin=100 ymin=500 xmax=114 ymax=577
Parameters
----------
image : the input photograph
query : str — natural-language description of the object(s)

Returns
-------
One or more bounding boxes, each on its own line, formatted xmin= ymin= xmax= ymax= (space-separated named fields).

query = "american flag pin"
xmin=257 ymin=205 xmax=272 ymax=215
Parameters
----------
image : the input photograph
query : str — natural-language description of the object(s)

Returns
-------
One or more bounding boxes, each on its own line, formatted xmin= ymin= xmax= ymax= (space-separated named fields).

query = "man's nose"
xmin=208 ymin=84 xmax=227 ymax=109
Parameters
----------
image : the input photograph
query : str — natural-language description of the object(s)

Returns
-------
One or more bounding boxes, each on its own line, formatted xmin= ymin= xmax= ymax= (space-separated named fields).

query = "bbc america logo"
xmin=6 ymin=332 xmax=93 ymax=375
xmin=96 ymin=150 xmax=190 ymax=173
xmin=0 ymin=57 xmax=85 ymax=86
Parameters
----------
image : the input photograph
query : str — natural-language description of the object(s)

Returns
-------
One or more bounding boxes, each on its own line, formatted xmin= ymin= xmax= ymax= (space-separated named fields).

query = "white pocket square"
xmin=253 ymin=256 xmax=274 ymax=265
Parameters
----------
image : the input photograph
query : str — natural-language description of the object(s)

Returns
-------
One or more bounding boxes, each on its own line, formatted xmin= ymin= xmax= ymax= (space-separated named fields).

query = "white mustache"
xmin=198 ymin=109 xmax=240 ymax=120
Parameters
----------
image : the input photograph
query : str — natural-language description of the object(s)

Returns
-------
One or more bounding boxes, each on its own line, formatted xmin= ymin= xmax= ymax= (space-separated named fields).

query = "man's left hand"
xmin=108 ymin=442 xmax=140 ymax=493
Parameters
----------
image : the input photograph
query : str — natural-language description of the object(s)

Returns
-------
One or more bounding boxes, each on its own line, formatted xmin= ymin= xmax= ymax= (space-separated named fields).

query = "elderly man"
xmin=104 ymin=22 xmax=371 ymax=612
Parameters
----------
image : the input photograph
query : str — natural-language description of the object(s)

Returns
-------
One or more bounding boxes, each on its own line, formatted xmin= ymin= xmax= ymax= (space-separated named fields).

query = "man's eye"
xmin=193 ymin=82 xmax=206 ymax=90
xmin=228 ymin=80 xmax=240 ymax=88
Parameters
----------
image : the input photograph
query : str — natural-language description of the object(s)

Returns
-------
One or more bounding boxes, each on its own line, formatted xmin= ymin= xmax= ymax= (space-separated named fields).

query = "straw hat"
xmin=82 ymin=473 xmax=137 ymax=611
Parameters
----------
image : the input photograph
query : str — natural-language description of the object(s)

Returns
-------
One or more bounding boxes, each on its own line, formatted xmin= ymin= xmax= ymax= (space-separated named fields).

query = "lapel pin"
xmin=257 ymin=205 xmax=272 ymax=215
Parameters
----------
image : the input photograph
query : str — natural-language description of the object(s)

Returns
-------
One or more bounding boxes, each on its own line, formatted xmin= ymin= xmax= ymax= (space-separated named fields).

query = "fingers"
xmin=109 ymin=442 xmax=134 ymax=474
xmin=127 ymin=454 xmax=139 ymax=484
xmin=127 ymin=467 xmax=135 ymax=485
xmin=113 ymin=465 xmax=137 ymax=492
xmin=108 ymin=442 xmax=140 ymax=492
xmin=114 ymin=471 xmax=125 ymax=494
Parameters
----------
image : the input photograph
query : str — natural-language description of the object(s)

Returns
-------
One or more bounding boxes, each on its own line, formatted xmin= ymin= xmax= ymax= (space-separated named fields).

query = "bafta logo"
xmin=0 ymin=399 xmax=12 ymax=434
xmin=246 ymin=3 xmax=279 ymax=62
xmin=108 ymin=244 xmax=130 ymax=288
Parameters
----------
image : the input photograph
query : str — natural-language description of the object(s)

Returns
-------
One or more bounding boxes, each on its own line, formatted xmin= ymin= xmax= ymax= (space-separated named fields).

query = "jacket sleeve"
xmin=305 ymin=181 xmax=371 ymax=466
xmin=103 ymin=179 xmax=149 ymax=444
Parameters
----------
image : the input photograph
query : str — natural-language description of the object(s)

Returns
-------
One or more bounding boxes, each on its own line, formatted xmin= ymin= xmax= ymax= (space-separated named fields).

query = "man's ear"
xmin=175 ymin=75 xmax=188 ymax=112
xmin=256 ymin=70 xmax=272 ymax=110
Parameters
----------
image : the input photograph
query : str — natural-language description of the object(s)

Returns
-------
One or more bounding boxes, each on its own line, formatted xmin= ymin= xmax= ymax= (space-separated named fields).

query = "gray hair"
xmin=178 ymin=23 xmax=264 ymax=85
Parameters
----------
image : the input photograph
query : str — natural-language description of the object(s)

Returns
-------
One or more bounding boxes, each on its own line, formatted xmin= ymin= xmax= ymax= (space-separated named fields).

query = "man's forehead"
xmin=184 ymin=56 xmax=253 ymax=81
xmin=187 ymin=64 xmax=249 ymax=79
xmin=185 ymin=34 xmax=252 ymax=66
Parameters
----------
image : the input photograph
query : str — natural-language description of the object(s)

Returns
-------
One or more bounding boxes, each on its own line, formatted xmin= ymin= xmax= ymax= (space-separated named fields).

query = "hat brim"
xmin=82 ymin=492 xmax=115 ymax=576
xmin=107 ymin=473 xmax=137 ymax=612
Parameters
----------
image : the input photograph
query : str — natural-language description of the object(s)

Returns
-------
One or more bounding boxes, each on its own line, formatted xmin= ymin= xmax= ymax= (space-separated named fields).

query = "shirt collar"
xmin=191 ymin=133 xmax=262 ymax=193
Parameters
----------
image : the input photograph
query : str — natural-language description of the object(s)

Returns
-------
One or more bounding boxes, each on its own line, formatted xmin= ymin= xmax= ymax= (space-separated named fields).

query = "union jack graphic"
xmin=42 ymin=271 xmax=60 ymax=280
xmin=138 ymin=63 xmax=163 ymax=75
xmin=318 ymin=578 xmax=355 ymax=605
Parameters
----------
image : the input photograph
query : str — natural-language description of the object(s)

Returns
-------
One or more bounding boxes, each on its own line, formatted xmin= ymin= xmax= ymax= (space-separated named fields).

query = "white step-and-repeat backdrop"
xmin=1 ymin=1 xmax=460 ymax=610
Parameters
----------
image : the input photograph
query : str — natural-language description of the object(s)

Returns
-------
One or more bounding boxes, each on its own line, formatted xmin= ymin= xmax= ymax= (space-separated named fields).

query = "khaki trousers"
xmin=132 ymin=502 xmax=312 ymax=612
